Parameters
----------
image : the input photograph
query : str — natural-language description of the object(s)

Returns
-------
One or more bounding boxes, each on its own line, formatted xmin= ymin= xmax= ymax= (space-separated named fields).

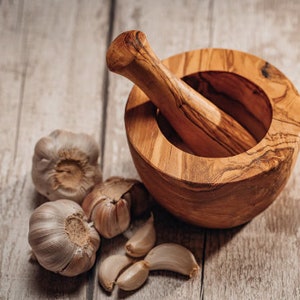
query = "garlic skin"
xmin=83 ymin=177 xmax=138 ymax=215
xmin=28 ymin=199 xmax=100 ymax=277
xmin=122 ymin=181 xmax=152 ymax=217
xmin=91 ymin=198 xmax=131 ymax=239
xmin=98 ymin=254 xmax=133 ymax=292
xmin=125 ymin=213 xmax=156 ymax=257
xmin=145 ymin=243 xmax=199 ymax=278
xmin=31 ymin=129 xmax=102 ymax=203
xmin=116 ymin=260 xmax=150 ymax=291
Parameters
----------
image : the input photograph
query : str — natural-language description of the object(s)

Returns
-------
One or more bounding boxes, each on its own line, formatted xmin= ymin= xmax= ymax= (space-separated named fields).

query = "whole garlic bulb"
xmin=31 ymin=129 xmax=102 ymax=203
xmin=28 ymin=199 xmax=100 ymax=277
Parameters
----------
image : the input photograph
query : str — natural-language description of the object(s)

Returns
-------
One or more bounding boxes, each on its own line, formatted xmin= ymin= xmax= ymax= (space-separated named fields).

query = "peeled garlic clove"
xmin=125 ymin=213 xmax=156 ymax=257
xmin=144 ymin=243 xmax=199 ymax=278
xmin=31 ymin=129 xmax=102 ymax=203
xmin=28 ymin=199 xmax=100 ymax=277
xmin=116 ymin=260 xmax=150 ymax=291
xmin=91 ymin=198 xmax=130 ymax=239
xmin=98 ymin=254 xmax=133 ymax=292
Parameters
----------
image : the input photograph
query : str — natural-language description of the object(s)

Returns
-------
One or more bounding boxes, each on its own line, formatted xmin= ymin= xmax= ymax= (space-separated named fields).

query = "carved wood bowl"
xmin=124 ymin=48 xmax=300 ymax=228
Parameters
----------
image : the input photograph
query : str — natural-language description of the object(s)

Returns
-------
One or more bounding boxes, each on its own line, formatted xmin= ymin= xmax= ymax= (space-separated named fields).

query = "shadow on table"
xmin=152 ymin=203 xmax=245 ymax=263
xmin=30 ymin=263 xmax=88 ymax=297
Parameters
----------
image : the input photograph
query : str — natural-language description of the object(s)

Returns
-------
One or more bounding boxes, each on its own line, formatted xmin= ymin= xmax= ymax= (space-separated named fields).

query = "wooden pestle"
xmin=106 ymin=30 xmax=257 ymax=157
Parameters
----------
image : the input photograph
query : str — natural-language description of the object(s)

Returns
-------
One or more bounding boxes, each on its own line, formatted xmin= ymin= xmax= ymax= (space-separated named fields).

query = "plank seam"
xmin=208 ymin=0 xmax=215 ymax=48
xmin=13 ymin=0 xmax=27 ymax=162
xmin=99 ymin=0 xmax=116 ymax=171
xmin=87 ymin=1 xmax=116 ymax=299
xmin=200 ymin=231 xmax=207 ymax=300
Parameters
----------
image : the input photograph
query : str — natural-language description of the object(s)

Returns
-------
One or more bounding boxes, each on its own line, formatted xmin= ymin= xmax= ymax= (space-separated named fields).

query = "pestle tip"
xmin=106 ymin=30 xmax=147 ymax=72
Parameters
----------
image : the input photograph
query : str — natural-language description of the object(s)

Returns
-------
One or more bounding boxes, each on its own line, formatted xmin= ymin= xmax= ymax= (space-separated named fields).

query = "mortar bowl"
xmin=124 ymin=48 xmax=300 ymax=228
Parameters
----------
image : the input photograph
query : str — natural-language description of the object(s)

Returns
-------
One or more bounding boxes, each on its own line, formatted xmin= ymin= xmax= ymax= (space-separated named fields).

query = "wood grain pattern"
xmin=1 ymin=0 xmax=300 ymax=300
xmin=0 ymin=0 xmax=110 ymax=299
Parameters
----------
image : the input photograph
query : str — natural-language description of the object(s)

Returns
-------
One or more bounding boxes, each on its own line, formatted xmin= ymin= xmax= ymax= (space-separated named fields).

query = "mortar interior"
xmin=156 ymin=71 xmax=273 ymax=157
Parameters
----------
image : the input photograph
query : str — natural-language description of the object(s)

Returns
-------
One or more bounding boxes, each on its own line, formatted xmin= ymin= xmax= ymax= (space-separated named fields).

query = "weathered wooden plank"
xmin=202 ymin=1 xmax=300 ymax=299
xmin=0 ymin=0 xmax=110 ymax=299
xmin=0 ymin=0 xmax=24 ymax=157
xmin=97 ymin=0 xmax=213 ymax=299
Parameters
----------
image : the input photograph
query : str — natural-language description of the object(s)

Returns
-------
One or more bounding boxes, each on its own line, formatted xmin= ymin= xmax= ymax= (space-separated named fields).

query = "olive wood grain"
xmin=106 ymin=30 xmax=257 ymax=157
xmin=124 ymin=48 xmax=300 ymax=228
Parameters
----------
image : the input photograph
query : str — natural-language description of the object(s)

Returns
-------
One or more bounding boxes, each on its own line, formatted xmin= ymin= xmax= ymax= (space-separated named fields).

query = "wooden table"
xmin=1 ymin=1 xmax=299 ymax=299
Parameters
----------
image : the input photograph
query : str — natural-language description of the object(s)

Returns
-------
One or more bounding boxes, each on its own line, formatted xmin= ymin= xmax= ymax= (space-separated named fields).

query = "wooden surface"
xmin=0 ymin=0 xmax=299 ymax=299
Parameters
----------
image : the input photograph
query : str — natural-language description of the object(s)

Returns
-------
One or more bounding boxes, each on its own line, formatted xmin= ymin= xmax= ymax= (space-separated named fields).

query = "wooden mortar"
xmin=108 ymin=31 xmax=300 ymax=228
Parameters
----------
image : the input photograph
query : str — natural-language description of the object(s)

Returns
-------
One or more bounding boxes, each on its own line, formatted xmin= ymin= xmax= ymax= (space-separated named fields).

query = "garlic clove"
xmin=116 ymin=198 xmax=131 ymax=235
xmin=32 ymin=129 xmax=102 ymax=204
xmin=125 ymin=213 xmax=156 ymax=257
xmin=144 ymin=243 xmax=199 ymax=278
xmin=91 ymin=198 xmax=130 ymax=239
xmin=116 ymin=260 xmax=150 ymax=291
xmin=28 ymin=199 xmax=100 ymax=277
xmin=98 ymin=254 xmax=133 ymax=292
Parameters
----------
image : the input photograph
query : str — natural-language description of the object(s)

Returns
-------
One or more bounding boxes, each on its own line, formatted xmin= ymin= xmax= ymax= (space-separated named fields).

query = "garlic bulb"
xmin=82 ymin=177 xmax=149 ymax=238
xmin=98 ymin=254 xmax=133 ymax=292
xmin=31 ymin=129 xmax=102 ymax=203
xmin=125 ymin=213 xmax=156 ymax=257
xmin=28 ymin=199 xmax=100 ymax=277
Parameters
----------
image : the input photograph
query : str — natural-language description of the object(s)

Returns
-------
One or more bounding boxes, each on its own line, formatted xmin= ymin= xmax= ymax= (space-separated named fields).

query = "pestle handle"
xmin=106 ymin=30 xmax=257 ymax=157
